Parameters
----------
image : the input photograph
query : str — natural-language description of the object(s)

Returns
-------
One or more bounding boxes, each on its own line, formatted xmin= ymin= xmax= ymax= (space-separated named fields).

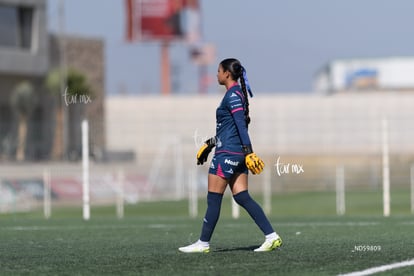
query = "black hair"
xmin=219 ymin=58 xmax=251 ymax=126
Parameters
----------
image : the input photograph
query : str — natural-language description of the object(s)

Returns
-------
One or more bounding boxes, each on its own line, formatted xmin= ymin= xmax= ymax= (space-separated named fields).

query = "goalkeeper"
xmin=179 ymin=58 xmax=282 ymax=253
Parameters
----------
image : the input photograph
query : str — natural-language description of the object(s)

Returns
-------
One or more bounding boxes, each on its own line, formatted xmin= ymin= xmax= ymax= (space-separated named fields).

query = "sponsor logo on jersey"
xmin=230 ymin=92 xmax=238 ymax=97
xmin=224 ymin=159 xmax=239 ymax=166
xmin=231 ymin=103 xmax=242 ymax=108
xmin=216 ymin=137 xmax=222 ymax=148
xmin=225 ymin=168 xmax=234 ymax=174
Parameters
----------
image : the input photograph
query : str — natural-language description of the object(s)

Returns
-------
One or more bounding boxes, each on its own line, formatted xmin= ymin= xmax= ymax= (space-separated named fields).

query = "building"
xmin=0 ymin=0 xmax=105 ymax=161
xmin=49 ymin=34 xmax=106 ymax=161
xmin=314 ymin=57 xmax=414 ymax=94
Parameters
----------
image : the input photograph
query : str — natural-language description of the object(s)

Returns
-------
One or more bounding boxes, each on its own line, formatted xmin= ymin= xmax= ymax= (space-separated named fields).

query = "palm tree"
xmin=46 ymin=68 xmax=92 ymax=160
xmin=65 ymin=68 xmax=92 ymax=105
xmin=10 ymin=81 xmax=36 ymax=161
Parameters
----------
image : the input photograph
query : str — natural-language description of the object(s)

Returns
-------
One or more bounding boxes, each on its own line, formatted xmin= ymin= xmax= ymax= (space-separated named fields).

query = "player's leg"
xmin=179 ymin=173 xmax=227 ymax=253
xmin=200 ymin=174 xmax=227 ymax=240
xmin=229 ymin=173 xmax=273 ymax=234
xmin=230 ymin=173 xmax=282 ymax=252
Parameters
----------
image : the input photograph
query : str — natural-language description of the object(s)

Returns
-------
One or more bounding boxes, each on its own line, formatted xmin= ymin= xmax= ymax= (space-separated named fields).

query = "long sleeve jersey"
xmin=214 ymin=83 xmax=251 ymax=155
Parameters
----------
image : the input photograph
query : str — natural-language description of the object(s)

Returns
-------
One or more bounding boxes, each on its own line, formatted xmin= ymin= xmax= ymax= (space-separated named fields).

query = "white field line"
xmin=2 ymin=220 xmax=413 ymax=231
xmin=224 ymin=221 xmax=380 ymax=228
xmin=0 ymin=221 xmax=383 ymax=231
xmin=338 ymin=259 xmax=414 ymax=276
xmin=278 ymin=222 xmax=380 ymax=227
xmin=0 ymin=224 xmax=190 ymax=231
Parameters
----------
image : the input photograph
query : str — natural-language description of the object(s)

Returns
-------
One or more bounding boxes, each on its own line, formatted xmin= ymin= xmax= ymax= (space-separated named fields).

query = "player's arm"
xmin=229 ymin=98 xmax=264 ymax=175
xmin=196 ymin=136 xmax=216 ymax=165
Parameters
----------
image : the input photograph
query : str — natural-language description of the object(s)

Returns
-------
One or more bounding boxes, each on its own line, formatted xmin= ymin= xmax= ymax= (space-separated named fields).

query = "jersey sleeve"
xmin=226 ymin=91 xmax=252 ymax=147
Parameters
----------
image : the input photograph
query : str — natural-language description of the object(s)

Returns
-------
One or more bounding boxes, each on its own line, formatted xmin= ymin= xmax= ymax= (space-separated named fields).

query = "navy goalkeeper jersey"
xmin=214 ymin=83 xmax=252 ymax=155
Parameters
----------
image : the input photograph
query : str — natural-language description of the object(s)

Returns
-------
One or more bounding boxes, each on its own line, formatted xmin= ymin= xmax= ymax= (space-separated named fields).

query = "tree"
xmin=10 ymin=81 xmax=36 ymax=161
xmin=46 ymin=68 xmax=92 ymax=160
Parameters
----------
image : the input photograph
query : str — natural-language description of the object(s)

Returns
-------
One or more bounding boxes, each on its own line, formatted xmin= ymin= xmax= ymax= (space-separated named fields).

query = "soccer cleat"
xmin=254 ymin=237 xmax=283 ymax=252
xmin=178 ymin=241 xmax=210 ymax=253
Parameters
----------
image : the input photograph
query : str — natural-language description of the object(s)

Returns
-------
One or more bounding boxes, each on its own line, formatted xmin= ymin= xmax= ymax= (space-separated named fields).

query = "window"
xmin=19 ymin=7 xmax=33 ymax=49
xmin=0 ymin=4 xmax=33 ymax=49
xmin=0 ymin=5 xmax=18 ymax=47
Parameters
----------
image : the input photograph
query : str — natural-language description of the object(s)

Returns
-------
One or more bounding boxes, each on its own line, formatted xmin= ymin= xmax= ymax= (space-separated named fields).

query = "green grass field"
xmin=0 ymin=190 xmax=413 ymax=275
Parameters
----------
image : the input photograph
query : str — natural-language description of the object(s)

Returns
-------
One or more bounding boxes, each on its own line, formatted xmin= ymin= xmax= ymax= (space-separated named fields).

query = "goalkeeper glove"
xmin=197 ymin=137 xmax=216 ymax=165
xmin=242 ymin=145 xmax=265 ymax=175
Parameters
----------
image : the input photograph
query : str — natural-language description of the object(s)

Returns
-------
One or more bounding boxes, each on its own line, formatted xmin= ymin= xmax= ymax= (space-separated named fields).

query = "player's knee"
xmin=233 ymin=190 xmax=251 ymax=206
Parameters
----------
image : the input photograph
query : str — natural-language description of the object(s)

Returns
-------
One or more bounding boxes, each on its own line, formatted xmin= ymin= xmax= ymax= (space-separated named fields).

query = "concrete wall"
xmin=106 ymin=92 xmax=414 ymax=160
xmin=103 ymin=92 xmax=414 ymax=193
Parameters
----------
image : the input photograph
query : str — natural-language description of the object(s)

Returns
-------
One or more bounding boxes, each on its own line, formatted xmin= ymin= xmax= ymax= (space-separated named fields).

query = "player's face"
xmin=217 ymin=65 xmax=227 ymax=85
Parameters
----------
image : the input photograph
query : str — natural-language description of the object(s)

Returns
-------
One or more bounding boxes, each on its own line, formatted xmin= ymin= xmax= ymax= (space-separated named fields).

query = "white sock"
xmin=265 ymin=232 xmax=279 ymax=241
xmin=197 ymin=240 xmax=210 ymax=247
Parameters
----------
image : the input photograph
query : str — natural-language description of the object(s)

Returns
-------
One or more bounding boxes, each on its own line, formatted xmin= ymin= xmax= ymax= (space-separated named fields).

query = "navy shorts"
xmin=209 ymin=152 xmax=248 ymax=180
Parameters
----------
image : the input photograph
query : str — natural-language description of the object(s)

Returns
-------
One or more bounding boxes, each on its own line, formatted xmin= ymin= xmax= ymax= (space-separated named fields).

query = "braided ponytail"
xmin=239 ymin=69 xmax=251 ymax=126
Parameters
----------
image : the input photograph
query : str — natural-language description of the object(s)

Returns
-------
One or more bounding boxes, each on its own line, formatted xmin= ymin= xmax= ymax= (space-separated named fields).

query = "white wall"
xmin=106 ymin=92 xmax=414 ymax=161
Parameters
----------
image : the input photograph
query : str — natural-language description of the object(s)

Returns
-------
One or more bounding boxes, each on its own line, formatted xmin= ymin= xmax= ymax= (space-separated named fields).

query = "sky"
xmin=47 ymin=0 xmax=414 ymax=95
